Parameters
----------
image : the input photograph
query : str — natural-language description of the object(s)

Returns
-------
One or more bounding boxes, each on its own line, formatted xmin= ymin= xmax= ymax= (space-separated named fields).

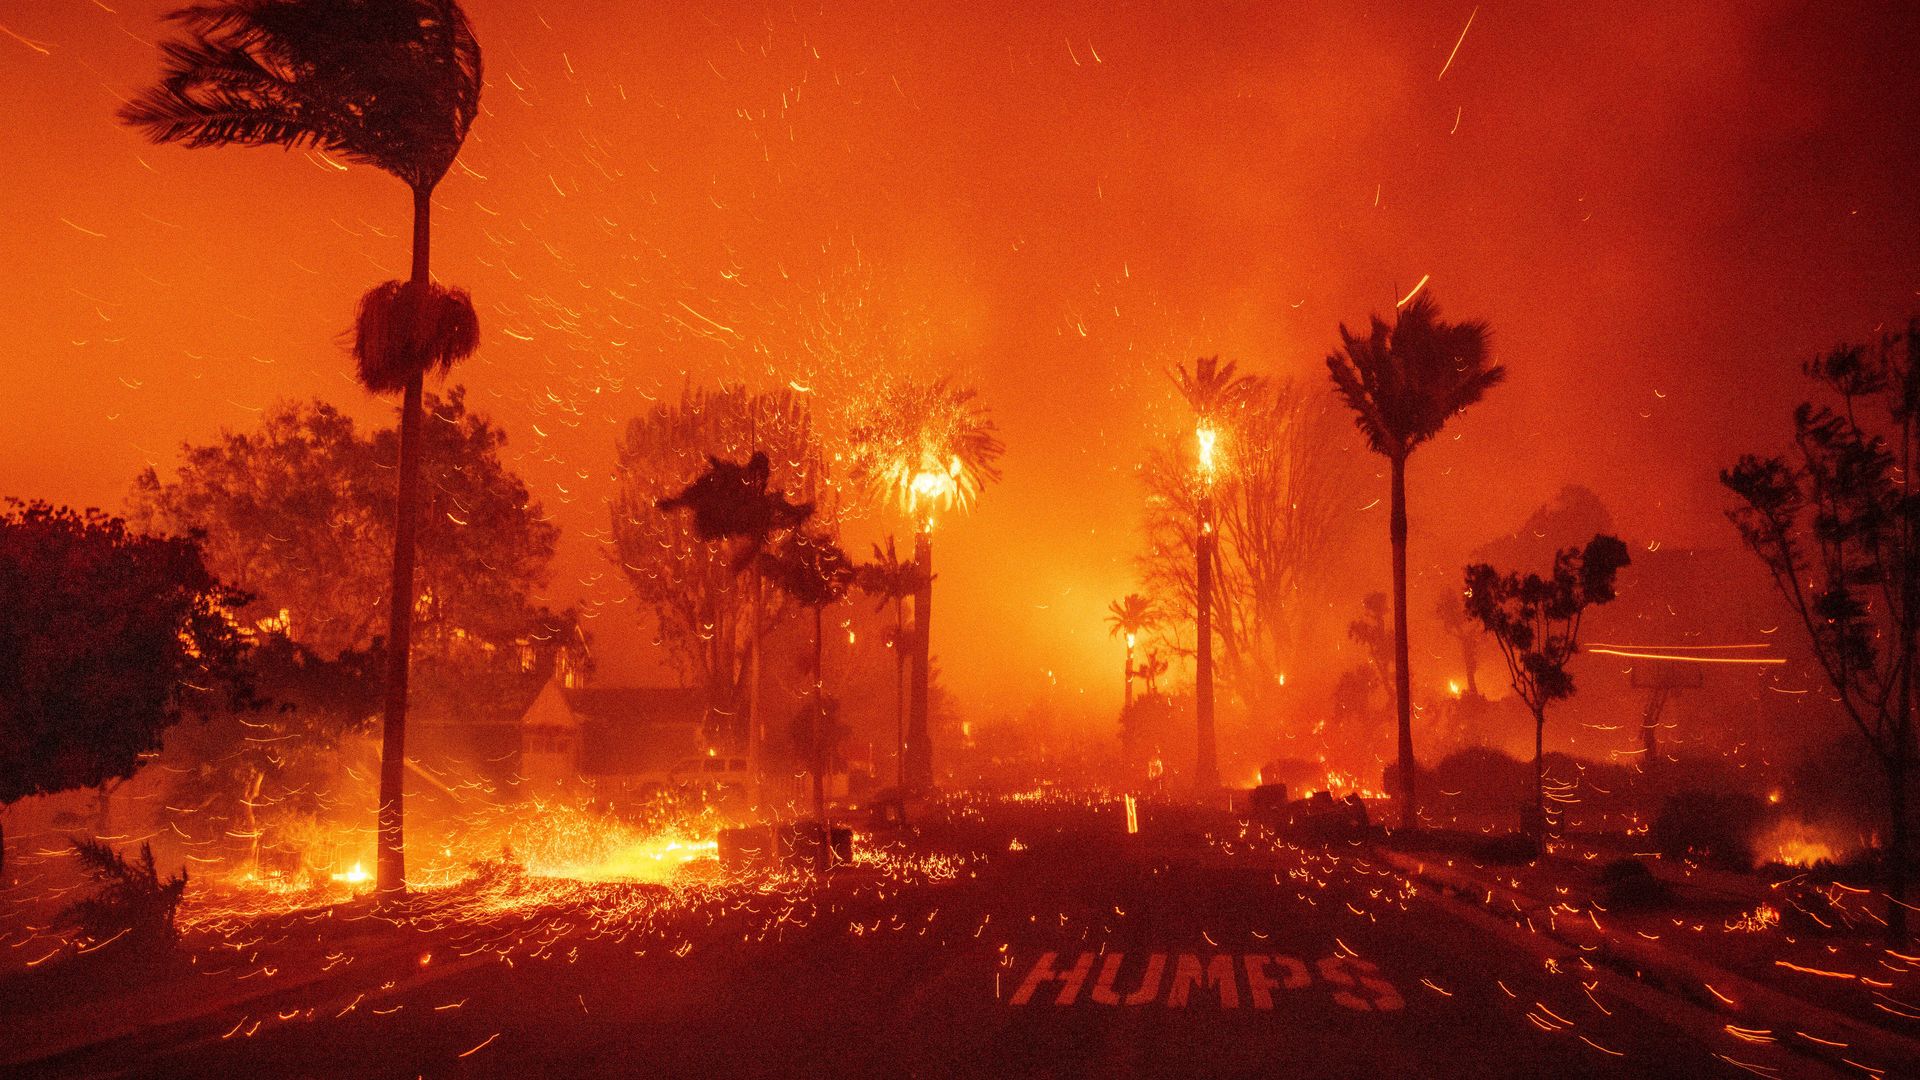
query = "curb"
xmin=1376 ymin=847 xmax=1920 ymax=1076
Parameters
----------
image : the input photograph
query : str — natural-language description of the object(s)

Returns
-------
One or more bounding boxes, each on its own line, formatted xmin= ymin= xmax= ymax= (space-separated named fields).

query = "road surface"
xmin=12 ymin=795 xmax=1827 ymax=1078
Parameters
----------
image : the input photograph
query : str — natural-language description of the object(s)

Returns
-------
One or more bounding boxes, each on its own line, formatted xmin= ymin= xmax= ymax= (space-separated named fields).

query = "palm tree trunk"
xmin=812 ymin=604 xmax=829 ymax=870
xmin=907 ymin=527 xmax=934 ymax=792
xmin=1890 ymin=752 xmax=1909 ymax=945
xmin=1124 ymin=641 xmax=1134 ymax=711
xmin=1196 ymin=491 xmax=1219 ymax=793
xmin=1390 ymin=454 xmax=1416 ymax=830
xmin=894 ymin=597 xmax=907 ymax=793
xmin=747 ymin=569 xmax=763 ymax=807
xmin=376 ymin=184 xmax=433 ymax=899
xmin=1532 ymin=708 xmax=1546 ymax=839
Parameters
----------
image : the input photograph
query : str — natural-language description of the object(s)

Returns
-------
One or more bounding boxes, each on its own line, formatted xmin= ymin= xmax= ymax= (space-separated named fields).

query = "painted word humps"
xmin=1009 ymin=952 xmax=1406 ymax=1011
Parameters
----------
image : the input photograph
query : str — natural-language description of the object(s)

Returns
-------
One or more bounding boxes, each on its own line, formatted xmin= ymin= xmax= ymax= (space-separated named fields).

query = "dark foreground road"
xmin=11 ymin=796 xmax=1837 ymax=1079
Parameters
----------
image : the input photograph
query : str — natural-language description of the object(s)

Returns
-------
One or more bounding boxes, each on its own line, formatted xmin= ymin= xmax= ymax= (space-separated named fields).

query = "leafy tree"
xmin=1327 ymin=293 xmax=1504 ymax=828
xmin=845 ymin=376 xmax=1003 ymax=792
xmin=1724 ymin=324 xmax=1920 ymax=942
xmin=123 ymin=0 xmax=487 ymax=897
xmin=0 ymin=502 xmax=251 ymax=877
xmin=855 ymin=537 xmax=929 ymax=791
xmin=1464 ymin=534 xmax=1629 ymax=838
xmin=1105 ymin=594 xmax=1160 ymax=711
xmin=129 ymin=391 xmax=560 ymax=666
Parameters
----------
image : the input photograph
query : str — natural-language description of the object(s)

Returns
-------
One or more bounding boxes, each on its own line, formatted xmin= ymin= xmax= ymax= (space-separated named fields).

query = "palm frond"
xmin=351 ymin=279 xmax=479 ymax=393
xmin=1324 ymin=291 xmax=1503 ymax=459
xmin=122 ymin=0 xmax=482 ymax=191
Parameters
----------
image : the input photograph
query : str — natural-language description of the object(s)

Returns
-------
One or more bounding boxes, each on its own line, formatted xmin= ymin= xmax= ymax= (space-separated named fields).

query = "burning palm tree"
xmin=846 ymin=377 xmax=1003 ymax=792
xmin=1170 ymin=356 xmax=1261 ymax=793
xmin=121 ymin=0 xmax=483 ymax=898
xmin=1105 ymin=593 xmax=1159 ymax=711
xmin=1326 ymin=292 xmax=1503 ymax=829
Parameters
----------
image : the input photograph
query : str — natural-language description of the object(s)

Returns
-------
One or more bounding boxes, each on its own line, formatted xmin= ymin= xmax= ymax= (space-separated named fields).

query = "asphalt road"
xmin=15 ymin=797 xmax=1825 ymax=1079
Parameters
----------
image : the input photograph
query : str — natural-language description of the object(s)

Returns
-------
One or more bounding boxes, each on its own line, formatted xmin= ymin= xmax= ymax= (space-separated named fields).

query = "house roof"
xmin=561 ymin=687 xmax=707 ymax=725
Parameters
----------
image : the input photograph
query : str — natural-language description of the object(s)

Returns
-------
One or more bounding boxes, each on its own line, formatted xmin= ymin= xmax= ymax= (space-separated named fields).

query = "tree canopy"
xmin=612 ymin=384 xmax=823 ymax=716
xmin=128 ymin=389 xmax=560 ymax=664
xmin=1464 ymin=534 xmax=1630 ymax=719
xmin=0 ymin=501 xmax=252 ymax=807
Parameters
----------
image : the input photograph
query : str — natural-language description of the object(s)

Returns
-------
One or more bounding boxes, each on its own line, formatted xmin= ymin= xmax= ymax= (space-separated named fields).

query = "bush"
xmin=62 ymin=839 xmax=187 ymax=956
xmin=1597 ymin=857 xmax=1671 ymax=909
xmin=1471 ymin=832 xmax=1540 ymax=865
xmin=1650 ymin=790 xmax=1764 ymax=871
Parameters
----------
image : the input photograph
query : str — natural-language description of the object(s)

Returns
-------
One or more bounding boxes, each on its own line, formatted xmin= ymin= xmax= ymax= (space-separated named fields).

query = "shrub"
xmin=1650 ymin=790 xmax=1764 ymax=871
xmin=1471 ymin=832 xmax=1540 ymax=865
xmin=1597 ymin=857 xmax=1671 ymax=909
xmin=62 ymin=839 xmax=187 ymax=955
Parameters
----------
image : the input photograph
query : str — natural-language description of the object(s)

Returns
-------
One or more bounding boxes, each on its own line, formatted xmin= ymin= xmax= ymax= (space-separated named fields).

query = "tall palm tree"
xmin=1170 ymin=356 xmax=1261 ymax=793
xmin=121 ymin=0 xmax=483 ymax=897
xmin=845 ymin=377 xmax=1003 ymax=793
xmin=758 ymin=530 xmax=853 ymax=869
xmin=1326 ymin=293 xmax=1503 ymax=829
xmin=1105 ymin=593 xmax=1159 ymax=711
xmin=856 ymin=537 xmax=930 ymax=792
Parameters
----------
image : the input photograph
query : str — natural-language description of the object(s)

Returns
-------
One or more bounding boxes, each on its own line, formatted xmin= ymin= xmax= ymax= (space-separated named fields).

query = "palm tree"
xmin=1326 ymin=293 xmax=1503 ymax=829
xmin=757 ymin=530 xmax=853 ymax=869
xmin=1170 ymin=356 xmax=1261 ymax=793
xmin=121 ymin=0 xmax=483 ymax=897
xmin=856 ymin=537 xmax=930 ymax=792
xmin=660 ymin=451 xmax=815 ymax=805
xmin=845 ymin=377 xmax=1003 ymax=793
xmin=1105 ymin=594 xmax=1159 ymax=711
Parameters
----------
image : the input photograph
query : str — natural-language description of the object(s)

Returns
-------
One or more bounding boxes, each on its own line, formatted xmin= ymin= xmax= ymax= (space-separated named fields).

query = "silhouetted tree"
xmin=1464 ymin=534 xmax=1629 ymax=838
xmin=1725 ymin=324 xmax=1920 ymax=942
xmin=614 ymin=386 xmax=823 ymax=751
xmin=659 ymin=449 xmax=816 ymax=800
xmin=1105 ymin=594 xmax=1159 ymax=711
xmin=1348 ymin=592 xmax=1394 ymax=692
xmin=123 ymin=0 xmax=486 ymax=899
xmin=759 ymin=531 xmax=853 ymax=867
xmin=1435 ymin=592 xmax=1481 ymax=697
xmin=0 ymin=502 xmax=251 ymax=878
xmin=846 ymin=376 xmax=1003 ymax=792
xmin=855 ymin=537 xmax=929 ymax=791
xmin=1328 ymin=293 xmax=1504 ymax=828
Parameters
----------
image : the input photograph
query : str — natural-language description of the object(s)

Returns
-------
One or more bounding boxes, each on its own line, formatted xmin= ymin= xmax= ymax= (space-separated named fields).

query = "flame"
xmin=1755 ymin=819 xmax=1848 ymax=869
xmin=328 ymin=861 xmax=370 ymax=886
xmin=1195 ymin=423 xmax=1218 ymax=479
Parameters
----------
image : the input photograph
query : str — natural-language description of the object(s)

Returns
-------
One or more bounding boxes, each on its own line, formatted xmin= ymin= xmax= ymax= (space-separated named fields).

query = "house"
xmin=509 ymin=673 xmax=708 ymax=796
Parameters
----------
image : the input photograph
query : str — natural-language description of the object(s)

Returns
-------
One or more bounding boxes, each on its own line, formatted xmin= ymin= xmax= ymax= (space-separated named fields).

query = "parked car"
xmin=669 ymin=754 xmax=750 ymax=792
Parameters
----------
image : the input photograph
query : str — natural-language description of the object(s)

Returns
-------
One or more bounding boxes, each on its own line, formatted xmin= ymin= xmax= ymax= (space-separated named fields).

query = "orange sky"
xmin=3 ymin=0 xmax=1919 ymax=722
